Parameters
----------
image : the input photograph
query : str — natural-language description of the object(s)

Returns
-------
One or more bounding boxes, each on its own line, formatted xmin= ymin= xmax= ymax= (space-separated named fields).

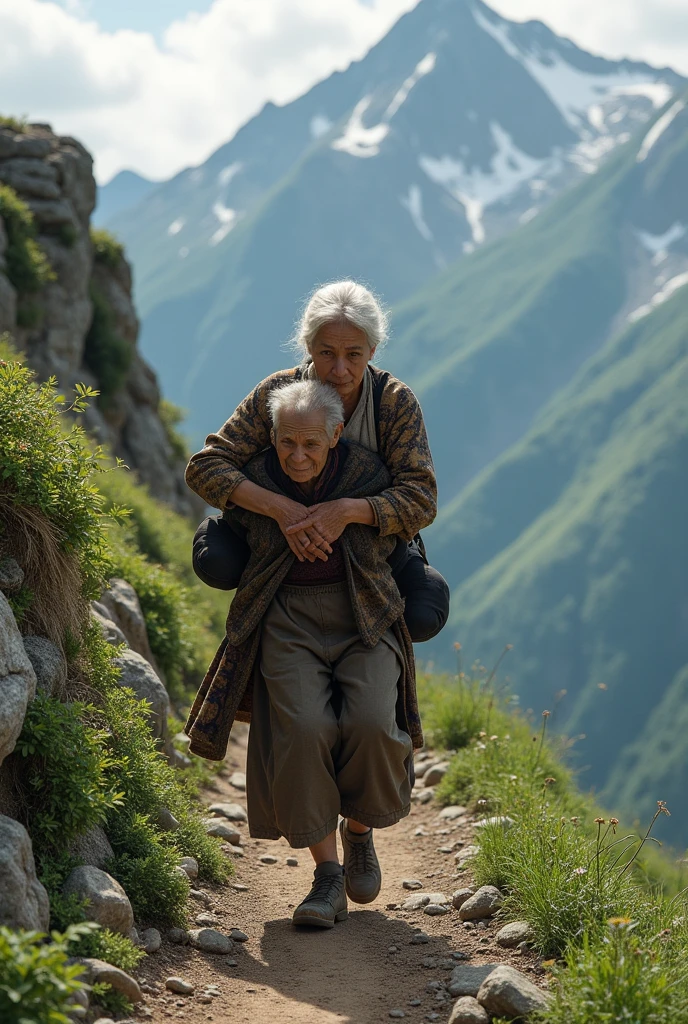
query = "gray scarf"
xmin=306 ymin=363 xmax=378 ymax=452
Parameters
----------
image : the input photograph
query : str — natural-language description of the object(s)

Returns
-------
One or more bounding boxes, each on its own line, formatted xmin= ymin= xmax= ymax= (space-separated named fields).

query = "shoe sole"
xmin=292 ymin=909 xmax=349 ymax=928
xmin=345 ymin=883 xmax=381 ymax=905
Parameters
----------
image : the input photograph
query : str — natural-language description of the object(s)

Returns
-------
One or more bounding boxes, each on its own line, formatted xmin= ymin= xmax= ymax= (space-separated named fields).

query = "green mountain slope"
xmin=429 ymin=282 xmax=688 ymax=842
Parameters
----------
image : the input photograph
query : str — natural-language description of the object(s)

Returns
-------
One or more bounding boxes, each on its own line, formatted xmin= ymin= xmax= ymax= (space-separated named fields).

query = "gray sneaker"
xmin=339 ymin=820 xmax=382 ymax=904
xmin=292 ymin=862 xmax=348 ymax=928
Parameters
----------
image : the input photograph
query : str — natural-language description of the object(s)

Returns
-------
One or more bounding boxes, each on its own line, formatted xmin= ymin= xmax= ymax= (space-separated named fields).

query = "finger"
xmin=305 ymin=527 xmax=332 ymax=555
xmin=286 ymin=517 xmax=315 ymax=534
xmin=286 ymin=535 xmax=305 ymax=562
xmin=295 ymin=530 xmax=319 ymax=561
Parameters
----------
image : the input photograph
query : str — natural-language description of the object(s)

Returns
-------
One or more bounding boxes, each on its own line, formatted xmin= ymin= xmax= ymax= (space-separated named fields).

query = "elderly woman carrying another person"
xmin=188 ymin=280 xmax=449 ymax=646
xmin=185 ymin=379 xmax=421 ymax=926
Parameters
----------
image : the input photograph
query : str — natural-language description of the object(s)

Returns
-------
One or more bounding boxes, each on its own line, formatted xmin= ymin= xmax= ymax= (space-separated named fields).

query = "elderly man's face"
xmin=310 ymin=321 xmax=375 ymax=406
xmin=272 ymin=411 xmax=343 ymax=483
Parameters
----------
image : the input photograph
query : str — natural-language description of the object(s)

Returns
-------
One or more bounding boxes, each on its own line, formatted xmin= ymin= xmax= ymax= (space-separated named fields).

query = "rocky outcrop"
xmin=99 ymin=578 xmax=160 ymax=674
xmin=112 ymin=648 xmax=170 ymax=744
xmin=0 ymin=591 xmax=37 ymax=767
xmin=0 ymin=814 xmax=50 ymax=931
xmin=0 ymin=122 xmax=198 ymax=516
xmin=22 ymin=635 xmax=67 ymax=697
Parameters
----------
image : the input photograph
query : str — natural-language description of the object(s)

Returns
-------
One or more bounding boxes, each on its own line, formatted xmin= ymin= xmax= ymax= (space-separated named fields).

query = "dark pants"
xmin=192 ymin=514 xmax=450 ymax=643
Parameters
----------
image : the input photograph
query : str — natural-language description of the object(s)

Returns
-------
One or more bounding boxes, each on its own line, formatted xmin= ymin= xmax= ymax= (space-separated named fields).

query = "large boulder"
xmin=113 ymin=648 xmax=170 ymax=743
xmin=22 ymin=635 xmax=67 ymax=696
xmin=0 ymin=814 xmax=50 ymax=930
xmin=69 ymin=825 xmax=115 ymax=870
xmin=99 ymin=579 xmax=160 ymax=673
xmin=62 ymin=866 xmax=134 ymax=936
xmin=0 ymin=591 xmax=37 ymax=768
xmin=90 ymin=602 xmax=128 ymax=647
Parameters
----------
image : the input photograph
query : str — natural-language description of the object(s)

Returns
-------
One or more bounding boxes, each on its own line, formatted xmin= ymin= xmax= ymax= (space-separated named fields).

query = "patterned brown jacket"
xmin=184 ymin=363 xmax=437 ymax=539
xmin=184 ymin=442 xmax=423 ymax=760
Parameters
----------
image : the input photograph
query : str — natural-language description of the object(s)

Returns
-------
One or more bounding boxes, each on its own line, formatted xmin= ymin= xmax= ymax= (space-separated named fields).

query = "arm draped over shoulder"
xmin=184 ymin=366 xmax=437 ymax=539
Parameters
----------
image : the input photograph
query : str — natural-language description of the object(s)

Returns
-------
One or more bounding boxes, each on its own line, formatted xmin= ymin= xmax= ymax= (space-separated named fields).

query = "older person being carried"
xmin=188 ymin=280 xmax=449 ymax=646
xmin=185 ymin=379 xmax=420 ymax=927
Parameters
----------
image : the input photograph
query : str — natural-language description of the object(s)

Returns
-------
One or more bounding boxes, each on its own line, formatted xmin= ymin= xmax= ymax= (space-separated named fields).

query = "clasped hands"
xmin=273 ymin=497 xmax=353 ymax=562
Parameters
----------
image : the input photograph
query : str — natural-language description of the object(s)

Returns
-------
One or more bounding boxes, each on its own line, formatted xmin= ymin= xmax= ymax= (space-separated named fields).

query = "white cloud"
xmin=0 ymin=0 xmax=419 ymax=181
xmin=0 ymin=0 xmax=685 ymax=184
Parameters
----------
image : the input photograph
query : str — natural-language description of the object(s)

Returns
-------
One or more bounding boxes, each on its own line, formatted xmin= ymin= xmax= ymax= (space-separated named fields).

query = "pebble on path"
xmin=259 ymin=854 xmax=279 ymax=864
xmin=286 ymin=857 xmax=299 ymax=866
xmin=389 ymin=1011 xmax=406 ymax=1019
xmin=402 ymin=879 xmax=423 ymax=890
xmin=424 ymin=904 xmax=450 ymax=916
xmin=410 ymin=932 xmax=430 ymax=944
xmin=179 ymin=856 xmax=198 ymax=879
xmin=231 ymin=883 xmax=249 ymax=891
xmin=230 ymin=929 xmax=249 ymax=942
xmin=229 ymin=771 xmax=247 ymax=791
xmin=165 ymin=977 xmax=194 ymax=995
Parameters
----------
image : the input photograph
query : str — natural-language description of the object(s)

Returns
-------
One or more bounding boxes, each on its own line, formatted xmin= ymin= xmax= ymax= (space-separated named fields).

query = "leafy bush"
xmin=0 ymin=114 xmax=27 ymax=132
xmin=0 ymin=923 xmax=92 ymax=1024
xmin=107 ymin=814 xmax=190 ymax=926
xmin=0 ymin=183 xmax=54 ymax=295
xmin=90 ymin=227 xmax=124 ymax=269
xmin=83 ymin=285 xmax=132 ymax=406
xmin=159 ymin=398 xmax=190 ymax=461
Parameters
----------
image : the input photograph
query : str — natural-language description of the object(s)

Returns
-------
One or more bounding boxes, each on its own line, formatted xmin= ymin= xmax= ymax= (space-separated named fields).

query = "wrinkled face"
xmin=272 ymin=410 xmax=343 ymax=483
xmin=310 ymin=321 xmax=375 ymax=404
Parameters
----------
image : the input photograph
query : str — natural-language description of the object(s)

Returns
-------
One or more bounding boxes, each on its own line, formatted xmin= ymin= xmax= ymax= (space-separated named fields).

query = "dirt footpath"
xmin=132 ymin=730 xmax=542 ymax=1024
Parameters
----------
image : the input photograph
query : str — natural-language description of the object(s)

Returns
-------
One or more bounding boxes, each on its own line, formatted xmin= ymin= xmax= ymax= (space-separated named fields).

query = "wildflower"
xmin=506 ymin=644 xmax=513 ymax=651
xmin=610 ymin=817 xmax=619 ymax=834
xmin=570 ymin=816 xmax=579 ymax=825
xmin=658 ymin=800 xmax=671 ymax=817
xmin=453 ymin=642 xmax=462 ymax=651
xmin=489 ymin=735 xmax=498 ymax=742
xmin=594 ymin=817 xmax=606 ymax=825
xmin=542 ymin=710 xmax=551 ymax=718
xmin=544 ymin=777 xmax=556 ymax=786
xmin=598 ymin=683 xmax=607 ymax=690
xmin=608 ymin=917 xmax=636 ymax=931
xmin=478 ymin=731 xmax=487 ymax=738
xmin=477 ymin=798 xmax=488 ymax=806
xmin=572 ymin=867 xmax=587 ymax=876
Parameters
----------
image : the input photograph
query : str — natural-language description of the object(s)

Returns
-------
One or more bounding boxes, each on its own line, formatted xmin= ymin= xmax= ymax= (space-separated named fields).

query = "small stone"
xmin=475 ymin=816 xmax=515 ymax=831
xmin=451 ymin=951 xmax=470 ymax=960
xmin=410 ymin=932 xmax=430 ymax=944
xmin=447 ymin=964 xmax=501 ymax=998
xmin=424 ymin=904 xmax=450 ymax=916
xmin=204 ymin=819 xmax=242 ymax=843
xmin=438 ymin=805 xmax=467 ymax=820
xmin=415 ymin=788 xmax=434 ymax=804
xmin=207 ymin=802 xmax=247 ymax=822
xmin=389 ymin=1011 xmax=405 ymax=1018
xmin=438 ymin=846 xmax=455 ymax=854
xmin=259 ymin=854 xmax=278 ymax=864
xmin=424 ymin=762 xmax=450 ymax=787
xmin=426 ymin=1014 xmax=441 ymax=1021
xmin=448 ymin=996 xmax=489 ymax=1024
xmin=388 ymin=945 xmax=399 ymax=953
xmin=455 ymin=846 xmax=479 ymax=864
xmin=230 ymin=929 xmax=249 ymax=942
xmin=229 ymin=771 xmax=246 ymax=791
xmin=516 ymin=940 xmax=531 ymax=955
xmin=222 ymin=843 xmax=244 ymax=857
xmin=179 ymin=856 xmax=198 ymax=879
xmin=286 ymin=857 xmax=299 ymax=867
xmin=426 ymin=981 xmax=445 ymax=993
xmin=409 ymin=998 xmax=422 ymax=1006
xmin=157 ymin=807 xmax=180 ymax=831
xmin=387 ymin=903 xmax=399 ymax=910
xmin=139 ymin=927 xmax=161 ymax=953
xmin=496 ymin=921 xmax=534 ymax=948
xmin=205 ymin=985 xmax=222 ymax=995
xmin=452 ymin=888 xmax=476 ymax=910
xmin=198 ymin=995 xmax=213 ymax=1004
xmin=165 ymin=978 xmax=194 ymax=995
xmin=231 ymin=883 xmax=249 ymax=892
xmin=168 ymin=928 xmax=189 ymax=944
xmin=426 ymin=892 xmax=449 ymax=904
xmin=402 ymin=879 xmax=423 ymax=890
xmin=0 ymin=557 xmax=24 ymax=594
xmin=463 ymin=922 xmax=476 ymax=931
xmin=93 ymin=1019 xmax=116 ymax=1024
xmin=195 ymin=913 xmax=219 ymax=926
xmin=476 ymin=965 xmax=550 ymax=1017
xmin=188 ymin=928 xmax=234 ymax=954
xmin=458 ymin=886 xmax=503 ymax=922
xmin=402 ymin=894 xmax=431 ymax=911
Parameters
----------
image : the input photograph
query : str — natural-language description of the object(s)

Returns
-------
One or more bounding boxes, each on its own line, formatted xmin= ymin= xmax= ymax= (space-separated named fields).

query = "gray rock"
xmin=69 ymin=825 xmax=114 ymax=870
xmin=447 ymin=964 xmax=501 ymax=998
xmin=402 ymin=879 xmax=424 ymax=890
xmin=455 ymin=845 xmax=479 ymax=864
xmin=448 ymin=996 xmax=490 ymax=1024
xmin=286 ymin=857 xmax=299 ymax=867
xmin=139 ymin=927 xmax=161 ymax=953
xmin=22 ymin=635 xmax=68 ymax=696
xmin=452 ymin=888 xmax=476 ymax=910
xmin=424 ymin=904 xmax=451 ymax=916
xmin=402 ymin=893 xmax=431 ymax=911
xmin=0 ymin=815 xmax=50 ymax=930
xmin=179 ymin=856 xmax=198 ymax=879
xmin=195 ymin=913 xmax=218 ymax=926
xmin=203 ymin=818 xmax=241 ymax=843
xmin=0 ymin=592 xmax=37 ymax=768
xmin=230 ymin=928 xmax=249 ymax=942
xmin=167 ymin=927 xmax=189 ymax=944
xmin=259 ymin=854 xmax=278 ymax=864
xmin=157 ymin=807 xmax=180 ymax=831
xmin=439 ymin=805 xmax=467 ymax=820
xmin=100 ymin=579 xmax=160 ymax=672
xmin=62 ymin=866 xmax=134 ymax=935
xmin=414 ymin=788 xmax=434 ymax=804
xmin=424 ymin=762 xmax=450 ymax=787
xmin=90 ymin=604 xmax=128 ymax=647
xmin=92 ymin=1019 xmax=116 ymax=1024
xmin=74 ymin=958 xmax=142 ymax=1004
xmin=229 ymin=771 xmax=246 ymax=791
xmin=0 ymin=557 xmax=23 ymax=594
xmin=169 ymin=749 xmax=192 ymax=769
xmin=410 ymin=932 xmax=430 ymax=944
xmin=496 ymin=921 xmax=534 ymax=948
xmin=389 ymin=1012 xmax=405 ymax=1019
xmin=188 ymin=928 xmax=235 ymax=954
xmin=476 ymin=965 xmax=550 ymax=1017
xmin=113 ymin=648 xmax=169 ymax=743
xmin=459 ymin=886 xmax=503 ymax=921
xmin=0 ymin=158 xmax=61 ymax=199
xmin=475 ymin=816 xmax=515 ymax=831
xmin=165 ymin=977 xmax=194 ymax=995
xmin=207 ymin=802 xmax=247 ymax=822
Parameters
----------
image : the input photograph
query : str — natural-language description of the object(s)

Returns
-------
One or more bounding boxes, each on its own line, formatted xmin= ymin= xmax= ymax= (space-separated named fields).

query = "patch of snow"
xmin=627 ymin=271 xmax=688 ymax=322
xmin=400 ymin=184 xmax=433 ymax=241
xmin=209 ymin=201 xmax=238 ymax=245
xmin=519 ymin=206 xmax=539 ymax=225
xmin=310 ymin=114 xmax=332 ymax=139
xmin=217 ymin=162 xmax=242 ymax=188
xmin=331 ymin=96 xmax=389 ymax=158
xmin=331 ymin=52 xmax=436 ymax=158
xmin=588 ymin=105 xmax=606 ymax=132
xmin=570 ymin=133 xmax=617 ymax=174
xmin=385 ymin=52 xmax=436 ymax=121
xmin=167 ymin=218 xmax=185 ymax=236
xmin=637 ymin=100 xmax=685 ymax=162
xmin=637 ymin=222 xmax=686 ymax=255
xmin=473 ymin=6 xmax=675 ymax=133
xmin=420 ymin=122 xmax=548 ymax=244
xmin=610 ymin=82 xmax=674 ymax=108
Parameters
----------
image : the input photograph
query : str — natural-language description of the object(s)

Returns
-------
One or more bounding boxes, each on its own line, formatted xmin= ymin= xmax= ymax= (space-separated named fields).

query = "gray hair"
xmin=268 ymin=380 xmax=344 ymax=439
xmin=293 ymin=280 xmax=389 ymax=356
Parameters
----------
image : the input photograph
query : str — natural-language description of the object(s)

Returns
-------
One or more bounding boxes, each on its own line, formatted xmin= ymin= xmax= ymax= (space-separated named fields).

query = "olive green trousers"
xmin=246 ymin=582 xmax=413 ymax=848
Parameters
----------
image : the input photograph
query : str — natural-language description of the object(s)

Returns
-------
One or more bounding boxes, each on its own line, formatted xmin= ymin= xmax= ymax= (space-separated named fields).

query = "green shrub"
xmin=0 ymin=183 xmax=54 ymax=294
xmin=0 ymin=114 xmax=27 ymax=132
xmin=83 ymin=285 xmax=132 ymax=406
xmin=159 ymin=398 xmax=190 ymax=461
xmin=91 ymin=981 xmax=133 ymax=1016
xmin=0 ymin=923 xmax=92 ymax=1024
xmin=107 ymin=815 xmax=189 ymax=926
xmin=90 ymin=227 xmax=124 ymax=269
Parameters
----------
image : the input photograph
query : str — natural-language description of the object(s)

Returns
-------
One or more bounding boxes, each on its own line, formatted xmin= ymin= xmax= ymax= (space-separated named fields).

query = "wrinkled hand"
xmin=286 ymin=499 xmax=353 ymax=548
xmin=272 ymin=496 xmax=332 ymax=562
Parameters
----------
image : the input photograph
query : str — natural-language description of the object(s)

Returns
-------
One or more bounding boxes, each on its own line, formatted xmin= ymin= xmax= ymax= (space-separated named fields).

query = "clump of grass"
xmin=91 ymin=227 xmax=124 ymax=269
xmin=0 ymin=184 xmax=54 ymax=298
xmin=0 ymin=114 xmax=28 ymax=132
xmin=83 ymin=285 xmax=132 ymax=407
xmin=159 ymin=398 xmax=190 ymax=461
